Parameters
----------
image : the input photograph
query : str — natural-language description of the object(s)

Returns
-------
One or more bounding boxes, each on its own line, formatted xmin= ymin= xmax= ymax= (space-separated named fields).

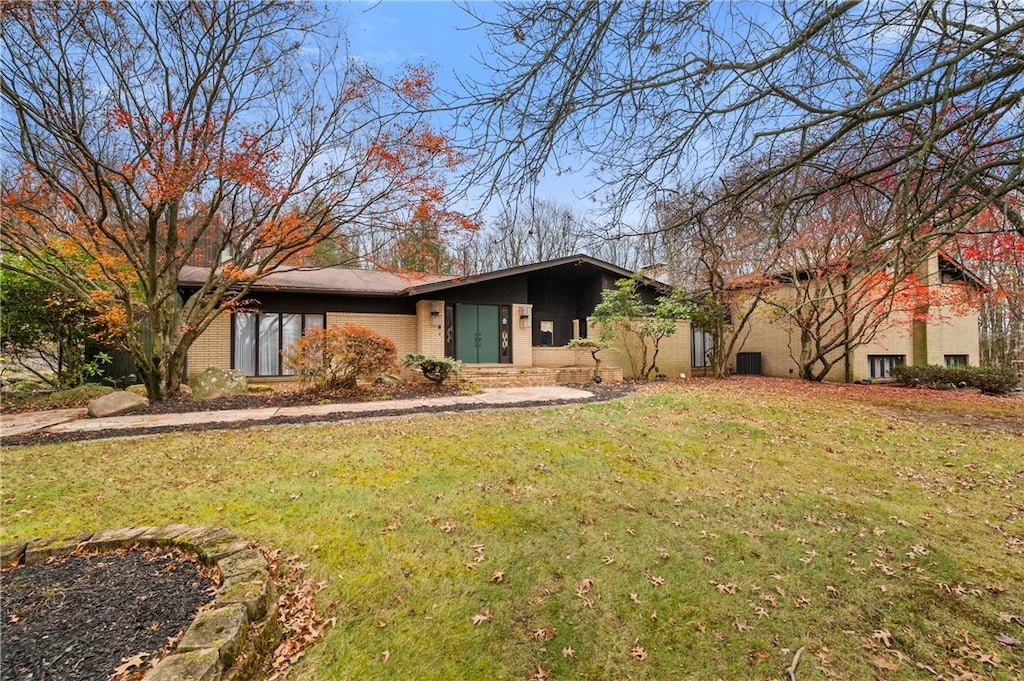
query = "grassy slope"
xmin=2 ymin=378 xmax=1022 ymax=680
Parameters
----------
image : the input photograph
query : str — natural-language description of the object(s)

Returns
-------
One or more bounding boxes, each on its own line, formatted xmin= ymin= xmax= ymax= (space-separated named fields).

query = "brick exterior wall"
xmin=730 ymin=252 xmax=981 ymax=381
xmin=512 ymin=304 xmax=533 ymax=367
xmin=415 ymin=300 xmax=445 ymax=358
xmin=186 ymin=313 xmax=232 ymax=381
xmin=325 ymin=312 xmax=418 ymax=356
xmin=591 ymin=320 xmax=692 ymax=379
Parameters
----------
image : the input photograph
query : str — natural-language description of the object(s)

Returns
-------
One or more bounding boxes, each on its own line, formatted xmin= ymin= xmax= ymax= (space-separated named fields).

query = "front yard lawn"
xmin=2 ymin=378 xmax=1022 ymax=680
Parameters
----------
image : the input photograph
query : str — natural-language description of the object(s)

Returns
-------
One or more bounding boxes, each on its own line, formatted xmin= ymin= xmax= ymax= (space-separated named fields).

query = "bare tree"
xmin=459 ymin=1 xmax=1024 ymax=248
xmin=2 ymin=2 xmax=470 ymax=399
xmin=655 ymin=175 xmax=786 ymax=379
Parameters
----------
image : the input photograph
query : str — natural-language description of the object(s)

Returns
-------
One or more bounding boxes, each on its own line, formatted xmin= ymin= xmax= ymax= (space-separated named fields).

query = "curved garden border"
xmin=1 ymin=525 xmax=279 ymax=681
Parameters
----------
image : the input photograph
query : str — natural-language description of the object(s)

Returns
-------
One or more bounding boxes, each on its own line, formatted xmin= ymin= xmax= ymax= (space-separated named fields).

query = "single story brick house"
xmin=179 ymin=251 xmax=983 ymax=387
xmin=179 ymin=255 xmax=692 ymax=386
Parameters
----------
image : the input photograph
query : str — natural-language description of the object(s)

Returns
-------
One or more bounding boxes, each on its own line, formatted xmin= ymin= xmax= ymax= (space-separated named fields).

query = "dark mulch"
xmin=4 ymin=381 xmax=636 ymax=447
xmin=1 ymin=548 xmax=216 ymax=681
xmin=143 ymin=382 xmax=462 ymax=414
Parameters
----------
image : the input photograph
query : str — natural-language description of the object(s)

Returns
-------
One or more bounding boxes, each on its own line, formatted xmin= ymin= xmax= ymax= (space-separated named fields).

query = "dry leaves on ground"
xmin=264 ymin=550 xmax=334 ymax=680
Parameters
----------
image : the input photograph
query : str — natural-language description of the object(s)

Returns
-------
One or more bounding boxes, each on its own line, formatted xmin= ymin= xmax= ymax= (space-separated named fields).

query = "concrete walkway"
xmin=1 ymin=386 xmax=594 ymax=440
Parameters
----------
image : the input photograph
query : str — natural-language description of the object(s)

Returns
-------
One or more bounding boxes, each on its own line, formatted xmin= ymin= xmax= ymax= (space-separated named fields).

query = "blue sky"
xmin=341 ymin=1 xmax=491 ymax=91
xmin=337 ymin=1 xmax=603 ymax=220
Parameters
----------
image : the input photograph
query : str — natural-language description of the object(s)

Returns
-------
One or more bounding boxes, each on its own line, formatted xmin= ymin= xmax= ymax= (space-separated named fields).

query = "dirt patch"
xmin=1 ymin=547 xmax=216 ymax=680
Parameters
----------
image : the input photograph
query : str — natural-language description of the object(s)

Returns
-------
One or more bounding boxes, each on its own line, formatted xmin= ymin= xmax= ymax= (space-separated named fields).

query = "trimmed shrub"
xmin=284 ymin=324 xmax=398 ymax=392
xmin=892 ymin=364 xmax=1021 ymax=395
xmin=402 ymin=353 xmax=463 ymax=385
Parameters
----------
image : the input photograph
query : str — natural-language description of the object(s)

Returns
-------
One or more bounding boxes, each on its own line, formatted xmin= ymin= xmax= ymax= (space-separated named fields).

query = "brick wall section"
xmin=186 ymin=313 xmax=232 ymax=381
xmin=415 ymin=300 xmax=446 ymax=358
xmin=593 ymin=320 xmax=692 ymax=379
xmin=731 ymin=270 xmax=981 ymax=381
xmin=513 ymin=304 xmax=534 ymax=367
xmin=325 ymin=312 xmax=418 ymax=356
xmin=924 ymin=301 xmax=980 ymax=367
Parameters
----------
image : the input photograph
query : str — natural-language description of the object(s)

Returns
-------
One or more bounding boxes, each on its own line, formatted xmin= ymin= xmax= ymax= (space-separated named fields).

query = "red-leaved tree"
xmin=1 ymin=2 xmax=475 ymax=399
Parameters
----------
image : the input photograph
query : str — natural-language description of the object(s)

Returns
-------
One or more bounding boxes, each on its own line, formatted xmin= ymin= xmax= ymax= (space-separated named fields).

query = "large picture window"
xmin=233 ymin=312 xmax=324 ymax=376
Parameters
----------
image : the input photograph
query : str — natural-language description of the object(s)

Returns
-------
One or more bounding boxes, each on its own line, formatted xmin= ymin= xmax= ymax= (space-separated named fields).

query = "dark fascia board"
xmin=937 ymin=252 xmax=988 ymax=291
xmin=405 ymin=254 xmax=667 ymax=296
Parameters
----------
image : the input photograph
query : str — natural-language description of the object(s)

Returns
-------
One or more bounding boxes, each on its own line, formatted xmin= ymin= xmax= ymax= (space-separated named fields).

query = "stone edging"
xmin=0 ymin=525 xmax=279 ymax=681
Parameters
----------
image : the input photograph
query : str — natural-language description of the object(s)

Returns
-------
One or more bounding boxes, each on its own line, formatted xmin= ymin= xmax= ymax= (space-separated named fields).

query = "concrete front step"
xmin=459 ymin=365 xmax=622 ymax=388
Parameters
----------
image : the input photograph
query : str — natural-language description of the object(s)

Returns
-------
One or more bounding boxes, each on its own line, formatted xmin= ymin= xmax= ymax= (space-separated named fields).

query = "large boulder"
xmin=192 ymin=367 xmax=248 ymax=401
xmin=87 ymin=390 xmax=149 ymax=418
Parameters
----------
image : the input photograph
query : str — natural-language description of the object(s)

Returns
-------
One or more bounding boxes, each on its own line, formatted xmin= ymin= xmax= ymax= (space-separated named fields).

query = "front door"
xmin=455 ymin=304 xmax=500 ymax=363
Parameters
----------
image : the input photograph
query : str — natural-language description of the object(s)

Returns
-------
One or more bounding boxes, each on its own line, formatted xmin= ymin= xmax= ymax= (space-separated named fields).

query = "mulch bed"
xmin=3 ymin=382 xmax=636 ymax=447
xmin=1 ymin=547 xmax=216 ymax=680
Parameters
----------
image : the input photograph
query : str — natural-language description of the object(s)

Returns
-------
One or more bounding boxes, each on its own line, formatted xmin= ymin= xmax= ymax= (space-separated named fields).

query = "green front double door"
xmin=455 ymin=304 xmax=501 ymax=364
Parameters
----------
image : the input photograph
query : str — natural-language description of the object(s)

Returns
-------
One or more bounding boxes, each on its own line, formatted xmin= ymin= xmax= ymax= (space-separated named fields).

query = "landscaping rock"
xmin=192 ymin=367 xmax=248 ymax=401
xmin=87 ymin=390 xmax=149 ymax=418
xmin=24 ymin=532 xmax=94 ymax=566
xmin=217 ymin=549 xmax=269 ymax=581
xmin=1 ymin=541 xmax=27 ymax=568
xmin=125 ymin=384 xmax=149 ymax=396
xmin=177 ymin=603 xmax=248 ymax=667
xmin=144 ymin=647 xmax=221 ymax=681
xmin=85 ymin=526 xmax=153 ymax=552
xmin=219 ymin=572 xmax=274 ymax=620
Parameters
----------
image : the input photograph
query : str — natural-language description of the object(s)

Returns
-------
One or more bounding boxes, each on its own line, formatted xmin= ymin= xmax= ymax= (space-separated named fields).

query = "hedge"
xmin=892 ymin=364 xmax=1021 ymax=395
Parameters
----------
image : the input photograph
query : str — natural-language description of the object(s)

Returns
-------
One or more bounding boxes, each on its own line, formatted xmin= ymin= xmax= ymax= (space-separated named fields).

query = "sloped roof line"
xmin=179 ymin=254 xmax=660 ymax=297
xmin=404 ymin=254 xmax=647 ymax=295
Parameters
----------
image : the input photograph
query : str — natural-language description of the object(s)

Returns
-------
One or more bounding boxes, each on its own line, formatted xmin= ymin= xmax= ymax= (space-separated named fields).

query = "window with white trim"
xmin=868 ymin=354 xmax=905 ymax=379
xmin=233 ymin=312 xmax=325 ymax=377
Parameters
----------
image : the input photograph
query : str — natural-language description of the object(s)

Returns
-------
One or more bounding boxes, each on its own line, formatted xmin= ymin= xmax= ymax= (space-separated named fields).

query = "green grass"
xmin=3 ymin=378 xmax=1022 ymax=680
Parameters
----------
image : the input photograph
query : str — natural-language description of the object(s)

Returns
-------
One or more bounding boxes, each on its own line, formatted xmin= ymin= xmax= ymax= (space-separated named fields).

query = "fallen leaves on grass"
xmin=528 ymin=664 xmax=552 ymax=679
xmin=995 ymin=633 xmax=1020 ymax=646
xmin=265 ymin=550 xmax=333 ymax=680
xmin=472 ymin=608 xmax=492 ymax=625
xmin=532 ymin=627 xmax=556 ymax=641
xmin=631 ymin=640 xmax=648 ymax=661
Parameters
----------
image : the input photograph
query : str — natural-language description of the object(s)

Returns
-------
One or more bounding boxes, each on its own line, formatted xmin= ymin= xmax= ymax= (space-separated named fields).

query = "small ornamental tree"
xmin=590 ymin=276 xmax=695 ymax=379
xmin=402 ymin=354 xmax=463 ymax=385
xmin=566 ymin=338 xmax=607 ymax=381
xmin=284 ymin=325 xmax=398 ymax=392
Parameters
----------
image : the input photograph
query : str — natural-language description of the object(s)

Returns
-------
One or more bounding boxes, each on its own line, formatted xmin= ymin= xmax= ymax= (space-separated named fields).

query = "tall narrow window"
xmin=691 ymin=328 xmax=714 ymax=368
xmin=233 ymin=312 xmax=256 ymax=376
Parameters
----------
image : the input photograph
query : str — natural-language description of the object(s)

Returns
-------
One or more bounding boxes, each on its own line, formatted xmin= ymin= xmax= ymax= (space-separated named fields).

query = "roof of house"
xmin=178 ymin=264 xmax=449 ymax=296
xmin=178 ymin=255 xmax=657 ymax=297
